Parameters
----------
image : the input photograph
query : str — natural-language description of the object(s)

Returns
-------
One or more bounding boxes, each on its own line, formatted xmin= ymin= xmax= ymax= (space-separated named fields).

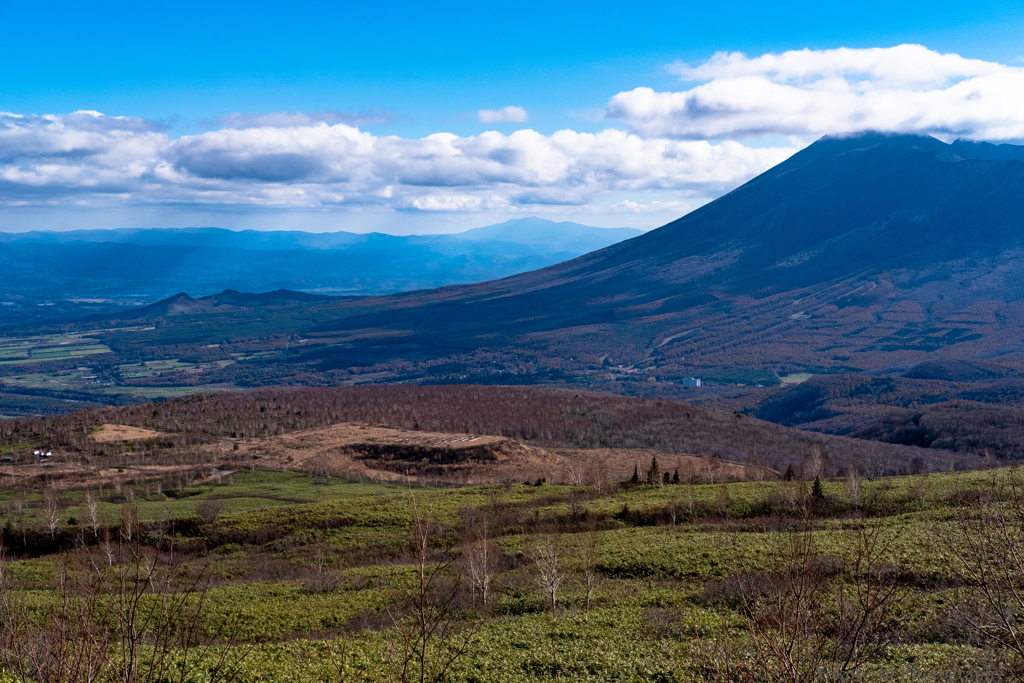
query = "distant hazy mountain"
xmin=453 ymin=218 xmax=642 ymax=253
xmin=0 ymin=219 xmax=642 ymax=307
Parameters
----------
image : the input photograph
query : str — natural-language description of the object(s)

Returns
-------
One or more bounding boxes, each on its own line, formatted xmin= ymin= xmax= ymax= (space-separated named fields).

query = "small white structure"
xmin=682 ymin=378 xmax=702 ymax=387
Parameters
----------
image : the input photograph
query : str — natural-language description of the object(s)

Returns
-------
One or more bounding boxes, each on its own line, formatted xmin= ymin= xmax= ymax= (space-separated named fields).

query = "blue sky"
xmin=2 ymin=0 xmax=1024 ymax=234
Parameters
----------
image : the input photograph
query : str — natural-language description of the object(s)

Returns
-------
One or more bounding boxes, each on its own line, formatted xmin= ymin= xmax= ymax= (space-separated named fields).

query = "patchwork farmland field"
xmin=0 ymin=332 xmax=112 ymax=365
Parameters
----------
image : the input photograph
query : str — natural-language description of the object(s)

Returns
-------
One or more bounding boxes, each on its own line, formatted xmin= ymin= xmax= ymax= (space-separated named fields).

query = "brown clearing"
xmin=228 ymin=422 xmax=555 ymax=484
xmin=91 ymin=424 xmax=165 ymax=442
xmin=232 ymin=422 xmax=510 ymax=466
xmin=228 ymin=422 xmax=777 ymax=485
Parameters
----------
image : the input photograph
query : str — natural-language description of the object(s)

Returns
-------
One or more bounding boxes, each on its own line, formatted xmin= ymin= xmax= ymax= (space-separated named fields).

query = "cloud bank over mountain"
xmin=2 ymin=45 xmax=1023 ymax=230
xmin=609 ymin=45 xmax=1024 ymax=141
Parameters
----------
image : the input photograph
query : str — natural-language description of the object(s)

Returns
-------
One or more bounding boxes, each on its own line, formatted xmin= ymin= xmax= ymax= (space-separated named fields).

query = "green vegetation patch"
xmin=0 ymin=333 xmax=112 ymax=366
xmin=2 ymin=463 xmax=1023 ymax=682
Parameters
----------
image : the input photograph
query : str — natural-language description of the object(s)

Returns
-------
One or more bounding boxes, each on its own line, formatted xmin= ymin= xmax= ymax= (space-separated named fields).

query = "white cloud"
xmin=610 ymin=44 xmax=1024 ymax=141
xmin=669 ymin=45 xmax=1003 ymax=88
xmin=409 ymin=194 xmax=482 ymax=211
xmin=0 ymin=111 xmax=794 ymax=214
xmin=478 ymin=106 xmax=529 ymax=123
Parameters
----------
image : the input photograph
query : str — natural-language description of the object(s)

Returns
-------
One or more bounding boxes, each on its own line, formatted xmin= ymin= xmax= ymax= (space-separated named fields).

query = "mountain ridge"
xmin=0 ymin=219 xmax=641 ymax=252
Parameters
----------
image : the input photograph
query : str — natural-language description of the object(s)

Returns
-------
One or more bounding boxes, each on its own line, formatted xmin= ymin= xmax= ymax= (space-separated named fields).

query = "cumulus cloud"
xmin=478 ymin=106 xmax=529 ymax=123
xmin=0 ymin=111 xmax=170 ymax=197
xmin=0 ymin=110 xmax=793 ymax=212
xmin=409 ymin=194 xmax=483 ymax=211
xmin=609 ymin=44 xmax=1024 ymax=141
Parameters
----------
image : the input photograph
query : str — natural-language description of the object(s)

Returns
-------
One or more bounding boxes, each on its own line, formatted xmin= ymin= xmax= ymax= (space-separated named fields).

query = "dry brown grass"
xmin=221 ymin=423 xmax=775 ymax=485
xmin=224 ymin=422 xmax=559 ymax=484
xmin=90 ymin=424 xmax=165 ymax=443
xmin=232 ymin=422 xmax=509 ymax=466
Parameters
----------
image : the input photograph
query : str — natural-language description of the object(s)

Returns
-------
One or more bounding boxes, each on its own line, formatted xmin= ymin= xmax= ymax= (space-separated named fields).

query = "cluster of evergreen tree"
xmin=628 ymin=456 xmax=680 ymax=486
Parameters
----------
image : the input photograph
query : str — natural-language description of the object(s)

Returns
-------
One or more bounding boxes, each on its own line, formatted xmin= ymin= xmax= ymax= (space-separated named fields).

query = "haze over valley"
xmin=0 ymin=218 xmax=642 ymax=322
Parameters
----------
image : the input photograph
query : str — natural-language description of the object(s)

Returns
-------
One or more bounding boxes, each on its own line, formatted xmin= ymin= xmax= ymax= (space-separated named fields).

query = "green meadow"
xmin=1 ymin=466 xmax=1018 ymax=681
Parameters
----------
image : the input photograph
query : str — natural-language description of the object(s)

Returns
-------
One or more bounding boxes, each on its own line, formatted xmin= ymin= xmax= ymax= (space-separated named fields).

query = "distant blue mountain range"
xmin=0 ymin=218 xmax=643 ymax=303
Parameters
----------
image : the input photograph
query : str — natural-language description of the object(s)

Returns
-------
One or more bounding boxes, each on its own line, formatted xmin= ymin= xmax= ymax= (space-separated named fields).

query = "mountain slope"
xmin=273 ymin=132 xmax=1024 ymax=372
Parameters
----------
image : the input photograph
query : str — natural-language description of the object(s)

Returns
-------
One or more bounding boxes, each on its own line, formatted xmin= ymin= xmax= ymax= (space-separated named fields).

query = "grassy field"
xmin=0 ymin=465 xmax=1016 ymax=682
xmin=0 ymin=333 xmax=112 ymax=366
xmin=1 ymin=370 xmax=110 ymax=391
xmin=99 ymin=384 xmax=239 ymax=399
xmin=0 ymin=354 xmax=239 ymax=407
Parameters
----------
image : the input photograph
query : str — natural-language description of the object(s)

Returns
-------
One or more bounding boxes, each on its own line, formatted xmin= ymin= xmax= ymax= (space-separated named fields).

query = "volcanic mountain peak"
xmin=293 ymin=132 xmax=1024 ymax=368
xmin=137 ymin=292 xmax=213 ymax=317
xmin=80 ymin=132 xmax=1024 ymax=385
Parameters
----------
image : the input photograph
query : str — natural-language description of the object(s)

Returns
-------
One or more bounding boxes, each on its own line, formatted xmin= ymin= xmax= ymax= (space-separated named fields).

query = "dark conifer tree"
xmin=630 ymin=464 xmax=640 ymax=484
xmin=647 ymin=456 xmax=660 ymax=485
xmin=672 ymin=469 xmax=680 ymax=484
